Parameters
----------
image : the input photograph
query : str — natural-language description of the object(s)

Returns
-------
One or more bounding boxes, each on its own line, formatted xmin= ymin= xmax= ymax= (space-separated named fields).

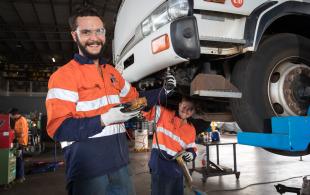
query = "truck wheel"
xmin=230 ymin=33 xmax=310 ymax=156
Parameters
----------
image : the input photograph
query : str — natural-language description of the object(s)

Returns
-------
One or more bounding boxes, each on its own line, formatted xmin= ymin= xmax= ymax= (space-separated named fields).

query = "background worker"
xmin=144 ymin=97 xmax=197 ymax=195
xmin=45 ymin=4 xmax=174 ymax=195
xmin=9 ymin=108 xmax=29 ymax=183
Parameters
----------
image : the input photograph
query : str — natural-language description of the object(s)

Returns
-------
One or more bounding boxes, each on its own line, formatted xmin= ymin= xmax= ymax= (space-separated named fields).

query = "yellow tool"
xmin=174 ymin=152 xmax=207 ymax=195
xmin=117 ymin=97 xmax=147 ymax=113
xmin=174 ymin=151 xmax=193 ymax=188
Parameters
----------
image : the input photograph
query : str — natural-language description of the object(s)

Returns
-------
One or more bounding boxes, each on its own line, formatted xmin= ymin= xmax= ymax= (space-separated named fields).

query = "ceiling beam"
xmin=0 ymin=16 xmax=21 ymax=60
xmin=10 ymin=1 xmax=37 ymax=51
xmin=31 ymin=0 xmax=50 ymax=52
xmin=49 ymin=0 xmax=65 ymax=60
xmin=0 ymin=38 xmax=73 ymax=42
xmin=0 ymin=29 xmax=69 ymax=34
xmin=3 ymin=0 xmax=118 ymax=13
xmin=0 ymin=23 xmax=70 ymax=31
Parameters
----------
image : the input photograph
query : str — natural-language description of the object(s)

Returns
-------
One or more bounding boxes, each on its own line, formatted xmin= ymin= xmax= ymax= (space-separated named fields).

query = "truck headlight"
xmin=168 ymin=0 xmax=190 ymax=20
xmin=152 ymin=4 xmax=170 ymax=31
xmin=141 ymin=18 xmax=152 ymax=36
xmin=141 ymin=0 xmax=190 ymax=37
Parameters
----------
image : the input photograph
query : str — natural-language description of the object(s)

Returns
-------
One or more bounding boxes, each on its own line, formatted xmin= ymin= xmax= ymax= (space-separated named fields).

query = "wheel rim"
xmin=268 ymin=58 xmax=310 ymax=116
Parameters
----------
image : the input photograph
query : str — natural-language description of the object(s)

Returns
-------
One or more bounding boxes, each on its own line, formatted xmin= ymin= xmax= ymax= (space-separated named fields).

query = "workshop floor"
xmin=1 ymin=134 xmax=310 ymax=195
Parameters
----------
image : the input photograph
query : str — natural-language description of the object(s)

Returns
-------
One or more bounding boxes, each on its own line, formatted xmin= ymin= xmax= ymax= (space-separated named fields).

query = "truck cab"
xmin=113 ymin=0 xmax=310 ymax=156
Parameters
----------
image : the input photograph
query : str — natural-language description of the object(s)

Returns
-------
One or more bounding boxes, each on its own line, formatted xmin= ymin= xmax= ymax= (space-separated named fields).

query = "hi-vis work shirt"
xmin=144 ymin=106 xmax=197 ymax=177
xmin=46 ymin=54 xmax=166 ymax=183
xmin=14 ymin=116 xmax=29 ymax=146
xmin=46 ymin=54 xmax=142 ymax=183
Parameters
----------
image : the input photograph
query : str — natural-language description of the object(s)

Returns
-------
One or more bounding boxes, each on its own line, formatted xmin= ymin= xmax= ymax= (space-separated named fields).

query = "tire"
xmin=230 ymin=33 xmax=310 ymax=156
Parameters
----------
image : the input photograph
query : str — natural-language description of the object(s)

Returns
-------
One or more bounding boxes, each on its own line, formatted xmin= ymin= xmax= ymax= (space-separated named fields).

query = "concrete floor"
xmin=1 ymin=134 xmax=310 ymax=195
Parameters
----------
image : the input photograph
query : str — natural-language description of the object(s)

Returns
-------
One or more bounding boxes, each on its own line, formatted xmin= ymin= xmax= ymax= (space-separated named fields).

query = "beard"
xmin=76 ymin=37 xmax=105 ymax=60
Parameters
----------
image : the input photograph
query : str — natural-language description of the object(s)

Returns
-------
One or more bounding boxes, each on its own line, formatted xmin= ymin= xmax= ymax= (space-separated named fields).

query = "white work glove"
xmin=182 ymin=152 xmax=194 ymax=162
xmin=100 ymin=106 xmax=140 ymax=126
xmin=163 ymin=74 xmax=176 ymax=95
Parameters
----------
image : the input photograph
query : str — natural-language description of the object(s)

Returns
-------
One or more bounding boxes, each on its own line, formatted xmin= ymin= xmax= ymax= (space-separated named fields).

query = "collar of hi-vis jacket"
xmin=74 ymin=53 xmax=107 ymax=65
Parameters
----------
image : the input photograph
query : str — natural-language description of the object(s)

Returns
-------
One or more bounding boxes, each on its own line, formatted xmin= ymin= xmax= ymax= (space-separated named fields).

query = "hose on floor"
xmin=206 ymin=174 xmax=310 ymax=193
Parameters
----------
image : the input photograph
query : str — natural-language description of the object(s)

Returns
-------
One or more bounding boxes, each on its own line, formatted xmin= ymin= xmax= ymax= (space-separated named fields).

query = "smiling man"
xmin=45 ymin=5 xmax=144 ymax=195
xmin=46 ymin=4 xmax=177 ymax=195
xmin=73 ymin=16 xmax=105 ymax=60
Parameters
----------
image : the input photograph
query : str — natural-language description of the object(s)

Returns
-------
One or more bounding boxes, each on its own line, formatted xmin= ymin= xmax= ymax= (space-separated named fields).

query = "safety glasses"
xmin=76 ymin=27 xmax=106 ymax=37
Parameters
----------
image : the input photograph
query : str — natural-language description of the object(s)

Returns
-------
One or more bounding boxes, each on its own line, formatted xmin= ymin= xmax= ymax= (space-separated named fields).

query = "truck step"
xmin=190 ymin=73 xmax=242 ymax=98
xmin=200 ymin=36 xmax=246 ymax=45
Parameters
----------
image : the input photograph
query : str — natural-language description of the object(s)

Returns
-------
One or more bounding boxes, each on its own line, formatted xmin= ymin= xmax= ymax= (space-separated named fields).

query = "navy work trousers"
xmin=151 ymin=173 xmax=184 ymax=195
xmin=16 ymin=149 xmax=25 ymax=179
xmin=68 ymin=165 xmax=136 ymax=195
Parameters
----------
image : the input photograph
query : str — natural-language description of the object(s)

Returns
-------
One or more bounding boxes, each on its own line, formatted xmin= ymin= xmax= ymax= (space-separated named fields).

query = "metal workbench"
xmin=190 ymin=140 xmax=240 ymax=183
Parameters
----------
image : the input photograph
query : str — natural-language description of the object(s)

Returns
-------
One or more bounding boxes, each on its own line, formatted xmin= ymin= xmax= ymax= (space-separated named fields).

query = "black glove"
xmin=182 ymin=152 xmax=194 ymax=162
xmin=163 ymin=73 xmax=176 ymax=94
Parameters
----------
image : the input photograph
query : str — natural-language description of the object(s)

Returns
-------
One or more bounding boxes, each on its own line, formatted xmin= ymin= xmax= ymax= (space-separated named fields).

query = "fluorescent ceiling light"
xmin=52 ymin=57 xmax=56 ymax=63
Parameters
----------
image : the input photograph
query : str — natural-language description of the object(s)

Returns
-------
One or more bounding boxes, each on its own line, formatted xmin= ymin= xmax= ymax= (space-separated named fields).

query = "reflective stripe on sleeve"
xmin=187 ymin=142 xmax=196 ymax=149
xmin=119 ymin=80 xmax=131 ymax=97
xmin=60 ymin=141 xmax=74 ymax=148
xmin=59 ymin=124 xmax=126 ymax=148
xmin=89 ymin=123 xmax=126 ymax=138
xmin=46 ymin=88 xmax=79 ymax=102
xmin=155 ymin=106 xmax=161 ymax=123
xmin=76 ymin=95 xmax=120 ymax=112
xmin=156 ymin=126 xmax=186 ymax=148
xmin=152 ymin=143 xmax=177 ymax=156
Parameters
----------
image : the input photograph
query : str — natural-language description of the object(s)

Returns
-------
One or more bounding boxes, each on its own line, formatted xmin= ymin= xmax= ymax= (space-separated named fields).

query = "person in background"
xmin=45 ymin=4 xmax=175 ymax=195
xmin=9 ymin=108 xmax=29 ymax=183
xmin=144 ymin=97 xmax=197 ymax=195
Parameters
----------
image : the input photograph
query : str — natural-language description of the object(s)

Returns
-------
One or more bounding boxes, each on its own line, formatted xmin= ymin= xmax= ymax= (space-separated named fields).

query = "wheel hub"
xmin=269 ymin=61 xmax=310 ymax=116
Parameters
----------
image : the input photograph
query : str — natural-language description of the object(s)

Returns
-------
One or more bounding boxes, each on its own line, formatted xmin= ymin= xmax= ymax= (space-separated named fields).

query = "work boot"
xmin=16 ymin=177 xmax=25 ymax=183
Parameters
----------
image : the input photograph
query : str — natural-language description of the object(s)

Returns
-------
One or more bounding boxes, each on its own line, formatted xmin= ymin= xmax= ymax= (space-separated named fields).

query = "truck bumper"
xmin=118 ymin=16 xmax=200 ymax=83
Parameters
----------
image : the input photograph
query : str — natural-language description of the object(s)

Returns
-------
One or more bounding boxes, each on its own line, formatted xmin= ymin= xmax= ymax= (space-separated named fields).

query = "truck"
xmin=113 ymin=0 xmax=310 ymax=156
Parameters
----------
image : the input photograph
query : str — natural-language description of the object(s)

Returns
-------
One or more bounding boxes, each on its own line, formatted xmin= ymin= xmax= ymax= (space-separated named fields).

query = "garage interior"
xmin=0 ymin=139 xmax=309 ymax=195
xmin=0 ymin=0 xmax=309 ymax=195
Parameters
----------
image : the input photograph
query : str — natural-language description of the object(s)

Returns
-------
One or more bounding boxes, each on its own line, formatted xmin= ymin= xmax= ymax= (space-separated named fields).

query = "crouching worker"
xmin=144 ymin=97 xmax=197 ymax=195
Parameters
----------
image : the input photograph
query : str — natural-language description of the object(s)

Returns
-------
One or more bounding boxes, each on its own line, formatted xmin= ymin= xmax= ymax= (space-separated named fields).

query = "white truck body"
xmin=113 ymin=0 xmax=310 ymax=155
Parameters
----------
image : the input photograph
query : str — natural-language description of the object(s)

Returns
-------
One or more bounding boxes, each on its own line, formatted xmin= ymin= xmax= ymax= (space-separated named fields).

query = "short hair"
xmin=9 ymin=108 xmax=19 ymax=115
xmin=68 ymin=4 xmax=104 ymax=31
xmin=181 ymin=96 xmax=196 ymax=111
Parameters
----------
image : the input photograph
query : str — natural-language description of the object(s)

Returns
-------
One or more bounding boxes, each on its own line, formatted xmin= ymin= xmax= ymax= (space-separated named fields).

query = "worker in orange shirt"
xmin=144 ymin=97 xmax=197 ymax=195
xmin=9 ymin=108 xmax=29 ymax=183
xmin=45 ymin=5 xmax=174 ymax=194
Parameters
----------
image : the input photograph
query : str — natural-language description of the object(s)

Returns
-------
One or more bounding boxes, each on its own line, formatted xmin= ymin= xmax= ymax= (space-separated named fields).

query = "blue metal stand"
xmin=238 ymin=107 xmax=310 ymax=152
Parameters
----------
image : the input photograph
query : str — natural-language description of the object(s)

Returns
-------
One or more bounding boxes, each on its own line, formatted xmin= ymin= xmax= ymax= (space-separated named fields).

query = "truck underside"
xmin=114 ymin=0 xmax=310 ymax=156
xmin=133 ymin=32 xmax=310 ymax=156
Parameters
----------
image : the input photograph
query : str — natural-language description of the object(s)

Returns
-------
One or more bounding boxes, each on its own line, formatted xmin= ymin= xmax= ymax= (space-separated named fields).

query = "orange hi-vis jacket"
xmin=144 ymin=105 xmax=197 ymax=177
xmin=45 ymin=55 xmax=139 ymax=182
xmin=46 ymin=57 xmax=138 ymax=143
xmin=14 ymin=116 xmax=29 ymax=146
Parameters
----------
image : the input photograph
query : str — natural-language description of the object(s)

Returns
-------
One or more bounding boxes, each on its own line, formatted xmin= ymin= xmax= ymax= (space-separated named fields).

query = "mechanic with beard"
xmin=45 ymin=5 xmax=175 ymax=195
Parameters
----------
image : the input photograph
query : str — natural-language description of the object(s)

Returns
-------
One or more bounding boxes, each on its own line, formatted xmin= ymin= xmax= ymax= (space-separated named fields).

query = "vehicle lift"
xmin=238 ymin=105 xmax=310 ymax=194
